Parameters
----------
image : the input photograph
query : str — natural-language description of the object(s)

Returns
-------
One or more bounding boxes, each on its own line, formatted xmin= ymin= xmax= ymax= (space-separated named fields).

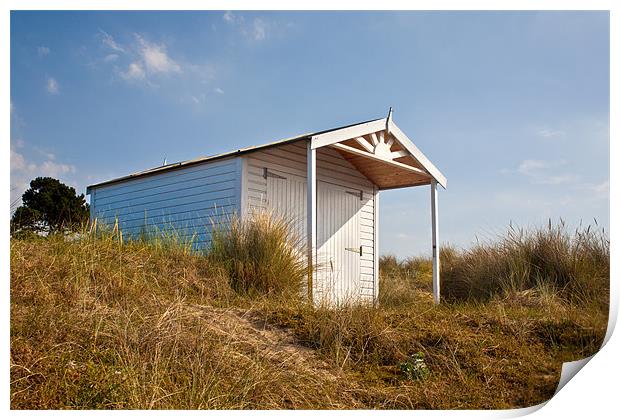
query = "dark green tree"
xmin=10 ymin=177 xmax=89 ymax=235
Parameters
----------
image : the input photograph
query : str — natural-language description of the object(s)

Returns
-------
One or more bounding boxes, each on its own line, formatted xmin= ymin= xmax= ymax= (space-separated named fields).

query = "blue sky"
xmin=10 ymin=11 xmax=609 ymax=257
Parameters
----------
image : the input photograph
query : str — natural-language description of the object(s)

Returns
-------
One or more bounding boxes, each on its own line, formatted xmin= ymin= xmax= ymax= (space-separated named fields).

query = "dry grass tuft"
xmin=440 ymin=220 xmax=609 ymax=307
xmin=208 ymin=212 xmax=307 ymax=298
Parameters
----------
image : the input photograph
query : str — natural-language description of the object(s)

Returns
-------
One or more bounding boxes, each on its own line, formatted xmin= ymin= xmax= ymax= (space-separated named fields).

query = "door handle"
xmin=345 ymin=246 xmax=363 ymax=256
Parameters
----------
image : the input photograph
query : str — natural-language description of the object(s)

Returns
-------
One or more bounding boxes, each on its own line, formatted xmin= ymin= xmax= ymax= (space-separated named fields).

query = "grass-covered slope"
xmin=10 ymin=220 xmax=609 ymax=409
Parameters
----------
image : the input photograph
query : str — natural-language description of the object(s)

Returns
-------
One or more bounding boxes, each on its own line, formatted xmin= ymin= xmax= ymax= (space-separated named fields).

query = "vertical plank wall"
xmin=90 ymin=156 xmax=242 ymax=249
xmin=242 ymin=140 xmax=377 ymax=302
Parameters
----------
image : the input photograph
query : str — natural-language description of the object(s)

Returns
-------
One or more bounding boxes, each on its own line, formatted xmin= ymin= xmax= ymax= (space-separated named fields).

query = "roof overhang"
xmin=311 ymin=118 xmax=447 ymax=189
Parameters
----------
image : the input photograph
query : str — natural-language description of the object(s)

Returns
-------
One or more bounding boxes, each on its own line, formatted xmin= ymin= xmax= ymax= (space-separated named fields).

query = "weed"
xmin=399 ymin=352 xmax=430 ymax=381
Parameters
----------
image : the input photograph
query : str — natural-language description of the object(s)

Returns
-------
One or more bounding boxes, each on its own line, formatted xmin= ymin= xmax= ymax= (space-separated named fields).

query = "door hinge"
xmin=263 ymin=168 xmax=287 ymax=180
xmin=346 ymin=190 xmax=363 ymax=200
xmin=345 ymin=246 xmax=363 ymax=256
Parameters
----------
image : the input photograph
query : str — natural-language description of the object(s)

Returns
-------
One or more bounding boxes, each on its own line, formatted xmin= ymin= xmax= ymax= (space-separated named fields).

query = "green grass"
xmin=10 ymin=219 xmax=609 ymax=409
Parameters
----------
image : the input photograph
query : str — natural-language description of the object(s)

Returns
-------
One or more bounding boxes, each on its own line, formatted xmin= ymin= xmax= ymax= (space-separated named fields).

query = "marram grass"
xmin=10 ymin=218 xmax=609 ymax=409
xmin=208 ymin=211 xmax=308 ymax=298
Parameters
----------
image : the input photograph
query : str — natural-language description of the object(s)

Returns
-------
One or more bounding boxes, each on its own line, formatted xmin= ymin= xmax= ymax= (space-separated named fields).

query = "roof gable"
xmin=310 ymin=118 xmax=447 ymax=188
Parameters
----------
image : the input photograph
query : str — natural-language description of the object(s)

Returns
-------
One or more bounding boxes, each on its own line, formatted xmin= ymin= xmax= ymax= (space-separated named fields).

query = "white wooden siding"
xmin=243 ymin=140 xmax=376 ymax=302
xmin=91 ymin=157 xmax=241 ymax=248
xmin=265 ymin=171 xmax=308 ymax=243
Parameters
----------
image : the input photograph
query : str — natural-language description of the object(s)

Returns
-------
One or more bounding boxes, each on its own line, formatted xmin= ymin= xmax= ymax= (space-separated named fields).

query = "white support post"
xmin=89 ymin=189 xmax=96 ymax=224
xmin=431 ymin=179 xmax=440 ymax=304
xmin=307 ymin=141 xmax=317 ymax=303
xmin=373 ymin=186 xmax=380 ymax=305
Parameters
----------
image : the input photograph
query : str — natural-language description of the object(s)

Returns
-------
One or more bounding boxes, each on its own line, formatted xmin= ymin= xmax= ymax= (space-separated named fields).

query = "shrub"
xmin=208 ymin=212 xmax=307 ymax=297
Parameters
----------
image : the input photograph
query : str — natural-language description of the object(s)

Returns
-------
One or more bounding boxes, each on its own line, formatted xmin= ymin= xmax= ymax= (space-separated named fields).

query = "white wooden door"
xmin=264 ymin=169 xmax=362 ymax=305
xmin=316 ymin=181 xmax=361 ymax=305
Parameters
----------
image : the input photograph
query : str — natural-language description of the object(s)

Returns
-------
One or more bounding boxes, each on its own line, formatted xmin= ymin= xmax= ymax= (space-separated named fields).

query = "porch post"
xmin=307 ymin=141 xmax=317 ymax=303
xmin=431 ymin=179 xmax=440 ymax=304
xmin=373 ymin=186 xmax=380 ymax=305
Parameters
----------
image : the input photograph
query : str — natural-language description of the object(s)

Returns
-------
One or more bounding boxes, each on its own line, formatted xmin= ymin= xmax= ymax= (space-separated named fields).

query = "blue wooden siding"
xmin=90 ymin=157 xmax=242 ymax=249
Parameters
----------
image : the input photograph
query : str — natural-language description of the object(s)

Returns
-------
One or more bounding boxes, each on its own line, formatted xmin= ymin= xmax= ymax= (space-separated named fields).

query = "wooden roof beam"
xmin=390 ymin=150 xmax=409 ymax=159
xmin=330 ymin=143 xmax=429 ymax=177
xmin=354 ymin=136 xmax=374 ymax=153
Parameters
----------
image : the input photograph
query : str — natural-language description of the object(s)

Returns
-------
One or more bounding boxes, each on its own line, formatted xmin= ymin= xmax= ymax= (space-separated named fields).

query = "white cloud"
xmin=121 ymin=62 xmax=146 ymax=80
xmin=104 ymin=53 xmax=119 ymax=62
xmin=222 ymin=12 xmax=268 ymax=41
xmin=590 ymin=180 xmax=609 ymax=195
xmin=46 ymin=77 xmax=59 ymax=94
xmin=518 ymin=159 xmax=543 ymax=174
xmin=39 ymin=160 xmax=76 ymax=176
xmin=114 ymin=34 xmax=181 ymax=82
xmin=11 ymin=149 xmax=27 ymax=171
xmin=214 ymin=87 xmax=224 ymax=94
xmin=136 ymin=34 xmax=181 ymax=74
xmin=97 ymin=30 xmax=217 ymax=104
xmin=37 ymin=46 xmax=50 ymax=56
xmin=517 ymin=159 xmax=552 ymax=175
xmin=578 ymin=180 xmax=609 ymax=199
xmin=188 ymin=93 xmax=208 ymax=105
xmin=11 ymin=144 xmax=77 ymax=208
xmin=252 ymin=18 xmax=267 ymax=41
xmin=223 ymin=11 xmax=236 ymax=23
xmin=537 ymin=128 xmax=565 ymax=139
xmin=538 ymin=174 xmax=577 ymax=185
xmin=13 ymin=138 xmax=25 ymax=148
xmin=32 ymin=145 xmax=56 ymax=160
xmin=100 ymin=29 xmax=125 ymax=53
xmin=517 ymin=159 xmax=577 ymax=185
xmin=11 ymin=148 xmax=75 ymax=178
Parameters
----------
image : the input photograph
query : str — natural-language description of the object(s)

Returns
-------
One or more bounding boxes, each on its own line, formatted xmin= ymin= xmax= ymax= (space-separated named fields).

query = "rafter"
xmin=330 ymin=143 xmax=428 ymax=176
xmin=354 ymin=136 xmax=374 ymax=153
xmin=390 ymin=150 xmax=409 ymax=159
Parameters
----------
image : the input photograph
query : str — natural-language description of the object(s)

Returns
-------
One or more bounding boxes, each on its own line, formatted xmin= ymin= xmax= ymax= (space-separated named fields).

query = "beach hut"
xmin=87 ymin=112 xmax=447 ymax=304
